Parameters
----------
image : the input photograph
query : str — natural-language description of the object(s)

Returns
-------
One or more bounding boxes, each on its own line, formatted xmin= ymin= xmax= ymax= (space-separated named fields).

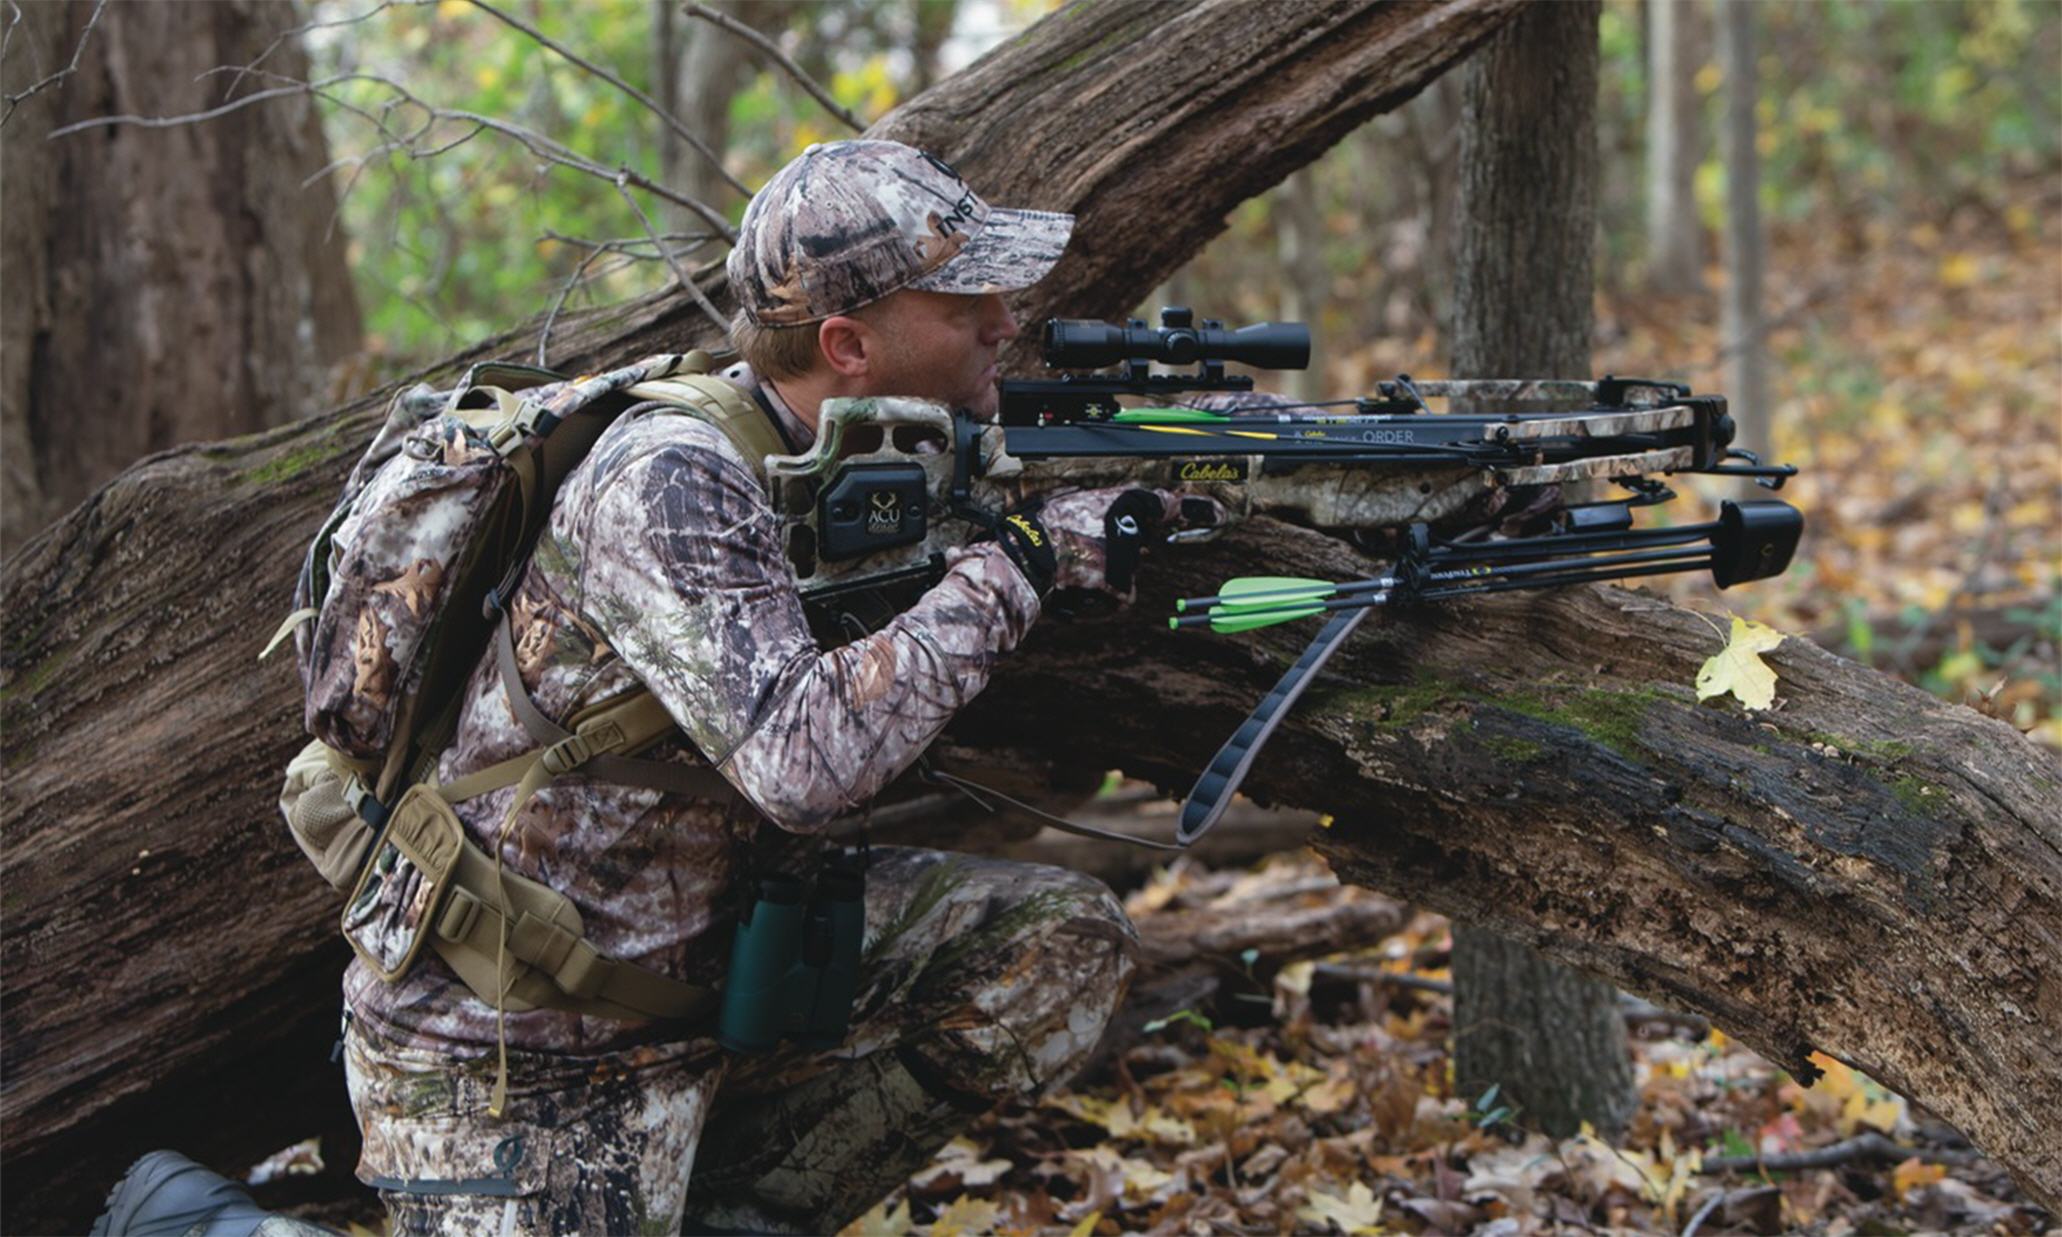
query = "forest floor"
xmin=833 ymin=848 xmax=2051 ymax=1237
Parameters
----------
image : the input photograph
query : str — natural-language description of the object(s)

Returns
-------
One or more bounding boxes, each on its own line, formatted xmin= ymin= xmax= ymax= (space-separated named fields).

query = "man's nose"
xmin=982 ymin=294 xmax=1018 ymax=343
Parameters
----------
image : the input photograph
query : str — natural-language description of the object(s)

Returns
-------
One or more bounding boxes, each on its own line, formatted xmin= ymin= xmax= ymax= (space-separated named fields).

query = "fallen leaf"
xmin=837 ymin=1197 xmax=913 ymax=1237
xmin=930 ymin=1195 xmax=1003 ymax=1237
xmin=1891 ymin=1156 xmax=1947 ymax=1200
xmin=1696 ymin=616 xmax=1785 ymax=710
xmin=1296 ymin=1180 xmax=1386 ymax=1234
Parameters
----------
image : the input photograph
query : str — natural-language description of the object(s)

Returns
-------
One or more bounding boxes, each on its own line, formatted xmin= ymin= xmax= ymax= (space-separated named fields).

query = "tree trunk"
xmin=1276 ymin=168 xmax=1327 ymax=401
xmin=1718 ymin=0 xmax=1770 ymax=469
xmin=1643 ymin=0 xmax=1704 ymax=294
xmin=1444 ymin=0 xmax=1639 ymax=1142
xmin=0 ymin=0 xmax=362 ymax=558
xmin=0 ymin=2 xmax=1524 ymax=1230
xmin=657 ymin=0 xmax=786 ymax=228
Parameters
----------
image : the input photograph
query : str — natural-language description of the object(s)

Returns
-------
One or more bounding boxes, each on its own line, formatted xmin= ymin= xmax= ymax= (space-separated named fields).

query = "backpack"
xmin=270 ymin=350 xmax=786 ymax=1047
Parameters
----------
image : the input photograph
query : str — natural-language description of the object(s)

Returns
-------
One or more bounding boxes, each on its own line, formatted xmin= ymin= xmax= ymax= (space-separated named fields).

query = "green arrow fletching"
xmin=1208 ymin=603 xmax=1328 ymax=633
xmin=1211 ymin=576 xmax=1337 ymax=610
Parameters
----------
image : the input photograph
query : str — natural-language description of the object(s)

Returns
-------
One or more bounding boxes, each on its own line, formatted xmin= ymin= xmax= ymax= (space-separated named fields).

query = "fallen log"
xmin=944 ymin=516 xmax=2062 ymax=1210
xmin=0 ymin=2 xmax=1523 ymax=1229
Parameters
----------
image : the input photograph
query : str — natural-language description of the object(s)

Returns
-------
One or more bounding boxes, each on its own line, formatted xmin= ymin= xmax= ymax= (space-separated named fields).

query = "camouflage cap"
xmin=728 ymin=139 xmax=1073 ymax=327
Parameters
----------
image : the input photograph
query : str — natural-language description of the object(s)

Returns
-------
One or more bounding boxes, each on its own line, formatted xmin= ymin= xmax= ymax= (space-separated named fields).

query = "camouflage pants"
xmin=344 ymin=848 xmax=1137 ymax=1235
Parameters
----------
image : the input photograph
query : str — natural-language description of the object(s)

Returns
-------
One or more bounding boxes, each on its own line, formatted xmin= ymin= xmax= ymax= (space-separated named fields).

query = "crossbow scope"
xmin=1041 ymin=307 xmax=1311 ymax=370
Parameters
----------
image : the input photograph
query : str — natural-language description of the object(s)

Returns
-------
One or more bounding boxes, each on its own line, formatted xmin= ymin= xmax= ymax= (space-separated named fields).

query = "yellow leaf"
xmin=1939 ymin=252 xmax=1981 ymax=289
xmin=1695 ymin=617 xmax=1785 ymax=710
xmin=435 ymin=0 xmax=469 ymax=18
xmin=474 ymin=65 xmax=500 ymax=90
xmin=837 ymin=1197 xmax=913 ymax=1237
xmin=1302 ymin=1070 xmax=1357 ymax=1116
xmin=1892 ymin=1157 xmax=1947 ymax=1200
xmin=930 ymin=1196 xmax=1003 ymax=1237
xmin=1066 ymin=1211 xmax=1102 ymax=1237
xmin=1296 ymin=1180 xmax=1386 ymax=1234
xmin=1140 ymin=1107 xmax=1198 ymax=1146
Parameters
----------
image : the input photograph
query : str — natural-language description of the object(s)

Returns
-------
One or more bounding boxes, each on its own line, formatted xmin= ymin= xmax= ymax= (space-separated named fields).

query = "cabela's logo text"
xmin=1177 ymin=460 xmax=1248 ymax=483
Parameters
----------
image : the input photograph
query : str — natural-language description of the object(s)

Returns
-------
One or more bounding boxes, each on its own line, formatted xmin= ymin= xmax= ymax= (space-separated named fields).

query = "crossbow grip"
xmin=1177 ymin=607 xmax=1372 ymax=845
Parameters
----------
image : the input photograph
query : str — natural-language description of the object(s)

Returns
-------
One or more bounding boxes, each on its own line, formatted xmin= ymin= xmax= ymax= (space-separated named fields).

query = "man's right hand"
xmin=996 ymin=488 xmax=1225 ymax=603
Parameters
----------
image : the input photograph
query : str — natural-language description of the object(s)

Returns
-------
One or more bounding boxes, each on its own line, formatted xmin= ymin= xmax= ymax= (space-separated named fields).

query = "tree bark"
xmin=1444 ymin=0 xmax=1639 ymax=1142
xmin=1643 ymin=0 xmax=1704 ymax=294
xmin=0 ymin=0 xmax=362 ymax=558
xmin=0 ymin=2 xmax=1524 ymax=1230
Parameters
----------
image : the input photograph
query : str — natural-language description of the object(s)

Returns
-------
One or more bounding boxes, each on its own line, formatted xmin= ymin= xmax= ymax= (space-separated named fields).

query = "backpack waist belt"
xmin=362 ymin=613 xmax=744 ymax=1024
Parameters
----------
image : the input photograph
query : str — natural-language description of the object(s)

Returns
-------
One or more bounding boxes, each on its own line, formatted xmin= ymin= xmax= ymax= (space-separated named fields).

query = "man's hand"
xmin=996 ymin=488 xmax=1225 ymax=603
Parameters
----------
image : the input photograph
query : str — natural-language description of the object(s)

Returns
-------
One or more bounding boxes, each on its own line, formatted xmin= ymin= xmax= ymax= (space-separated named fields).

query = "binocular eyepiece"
xmin=1041 ymin=307 xmax=1310 ymax=372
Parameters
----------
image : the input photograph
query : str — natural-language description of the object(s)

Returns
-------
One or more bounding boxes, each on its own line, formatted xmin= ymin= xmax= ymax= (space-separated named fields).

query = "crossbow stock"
xmin=766 ymin=309 xmax=1803 ymax=846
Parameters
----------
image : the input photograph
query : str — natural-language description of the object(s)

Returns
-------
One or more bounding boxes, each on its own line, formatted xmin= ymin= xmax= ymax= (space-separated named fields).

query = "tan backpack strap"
xmin=420 ymin=802 xmax=719 ymax=1022
xmin=431 ymin=614 xmax=740 ymax=807
xmin=625 ymin=368 xmax=786 ymax=487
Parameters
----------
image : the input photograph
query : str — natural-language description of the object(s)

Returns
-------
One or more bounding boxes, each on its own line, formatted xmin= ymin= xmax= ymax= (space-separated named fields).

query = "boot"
xmin=90 ymin=1150 xmax=328 ymax=1237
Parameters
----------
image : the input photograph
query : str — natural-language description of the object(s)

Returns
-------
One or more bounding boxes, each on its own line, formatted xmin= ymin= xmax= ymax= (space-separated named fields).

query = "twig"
xmin=615 ymin=176 xmax=729 ymax=334
xmin=2 ymin=0 xmax=106 ymax=129
xmin=214 ymin=0 xmax=398 ymax=103
xmin=1310 ymin=963 xmax=1453 ymax=996
xmin=47 ymin=75 xmax=337 ymax=138
xmin=1680 ymin=1189 xmax=1725 ymax=1237
xmin=535 ymin=234 xmax=716 ymax=366
xmin=466 ymin=0 xmax=748 ymax=199
xmin=684 ymin=1 xmax=863 ymax=134
xmin=1700 ymin=1131 xmax=1981 ymax=1175
xmin=538 ymin=245 xmax=610 ymax=367
xmin=0 ymin=2 xmax=24 ymax=75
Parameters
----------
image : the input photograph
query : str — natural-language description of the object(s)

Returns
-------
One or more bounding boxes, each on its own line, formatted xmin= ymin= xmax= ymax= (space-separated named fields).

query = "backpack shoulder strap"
xmin=626 ymin=351 xmax=788 ymax=488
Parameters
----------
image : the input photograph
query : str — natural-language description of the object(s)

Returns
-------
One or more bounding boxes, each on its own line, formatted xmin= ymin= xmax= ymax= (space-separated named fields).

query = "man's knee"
xmin=903 ymin=857 xmax=1137 ymax=1099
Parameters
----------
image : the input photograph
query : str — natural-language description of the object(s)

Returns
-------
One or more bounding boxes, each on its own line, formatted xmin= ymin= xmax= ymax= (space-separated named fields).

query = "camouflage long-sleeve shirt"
xmin=342 ymin=370 xmax=1042 ymax=1056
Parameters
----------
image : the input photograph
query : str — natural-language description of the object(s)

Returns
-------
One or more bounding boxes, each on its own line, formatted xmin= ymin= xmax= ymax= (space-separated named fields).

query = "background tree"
xmin=1444 ymin=0 xmax=1639 ymax=1140
xmin=0 ymin=0 xmax=362 ymax=556
xmin=1718 ymin=0 xmax=1770 ymax=466
xmin=1643 ymin=0 xmax=1703 ymax=293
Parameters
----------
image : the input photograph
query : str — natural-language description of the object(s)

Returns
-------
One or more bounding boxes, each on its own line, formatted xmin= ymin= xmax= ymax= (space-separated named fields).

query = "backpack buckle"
xmin=539 ymin=734 xmax=594 ymax=777
xmin=487 ymin=422 xmax=526 ymax=457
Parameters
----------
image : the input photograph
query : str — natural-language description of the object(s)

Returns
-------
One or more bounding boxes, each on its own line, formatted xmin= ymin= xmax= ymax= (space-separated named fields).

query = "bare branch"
xmin=214 ymin=0 xmax=400 ymax=103
xmin=1700 ymin=1131 xmax=1983 ymax=1175
xmin=538 ymin=243 xmax=610 ymax=366
xmin=466 ymin=0 xmax=750 ymax=199
xmin=535 ymin=232 xmax=718 ymax=366
xmin=683 ymin=1 xmax=863 ymax=135
xmin=1 ymin=3 xmax=25 ymax=76
xmin=614 ymin=175 xmax=729 ymax=334
xmin=2 ymin=0 xmax=107 ymax=129
xmin=46 ymin=74 xmax=339 ymax=139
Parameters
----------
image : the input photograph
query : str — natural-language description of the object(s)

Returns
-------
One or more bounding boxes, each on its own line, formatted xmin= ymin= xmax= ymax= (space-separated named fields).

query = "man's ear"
xmin=817 ymin=315 xmax=873 ymax=378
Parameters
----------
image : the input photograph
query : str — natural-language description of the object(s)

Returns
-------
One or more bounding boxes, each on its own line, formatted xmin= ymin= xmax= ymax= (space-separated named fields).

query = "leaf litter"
xmin=845 ymin=849 xmax=2052 ymax=1237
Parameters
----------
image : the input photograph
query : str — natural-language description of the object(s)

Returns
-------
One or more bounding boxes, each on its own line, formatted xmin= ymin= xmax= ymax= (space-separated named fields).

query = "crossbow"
xmin=765 ymin=309 xmax=1803 ymax=846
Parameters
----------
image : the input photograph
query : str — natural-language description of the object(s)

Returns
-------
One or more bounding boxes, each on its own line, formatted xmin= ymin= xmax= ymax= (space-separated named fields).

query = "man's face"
xmin=847 ymin=289 xmax=1019 ymax=420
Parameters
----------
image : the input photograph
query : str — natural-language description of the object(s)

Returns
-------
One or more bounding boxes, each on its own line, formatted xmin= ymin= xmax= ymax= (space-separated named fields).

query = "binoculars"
xmin=715 ymin=856 xmax=865 ymax=1054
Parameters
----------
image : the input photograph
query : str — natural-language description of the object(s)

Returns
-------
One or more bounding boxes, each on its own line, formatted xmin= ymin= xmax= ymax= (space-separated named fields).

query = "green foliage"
xmin=304 ymin=0 xmax=932 ymax=370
